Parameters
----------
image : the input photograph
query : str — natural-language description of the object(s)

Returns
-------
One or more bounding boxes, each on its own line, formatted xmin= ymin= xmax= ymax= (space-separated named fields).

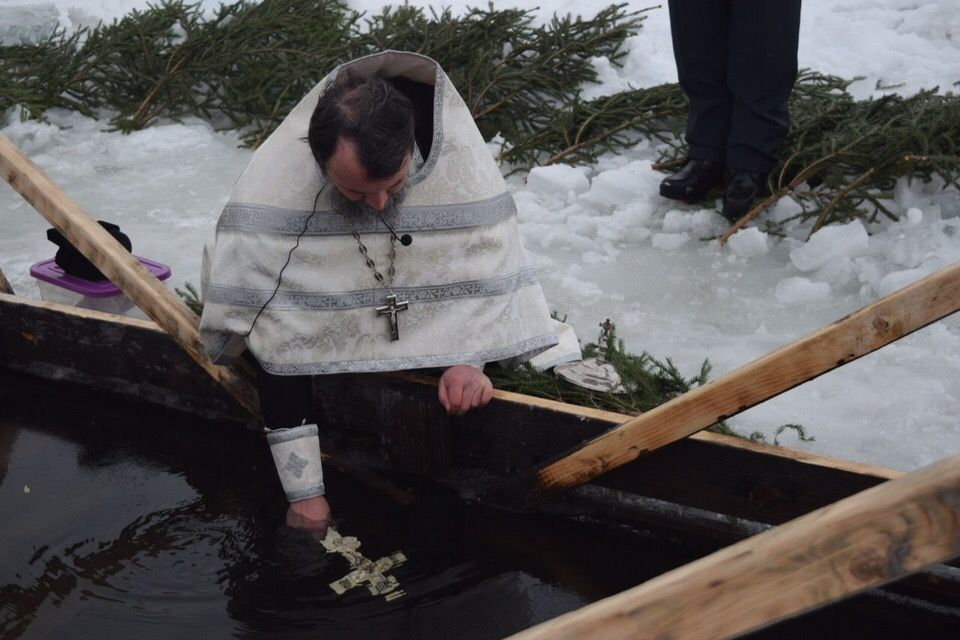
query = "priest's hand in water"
xmin=287 ymin=495 xmax=331 ymax=534
xmin=438 ymin=365 xmax=494 ymax=416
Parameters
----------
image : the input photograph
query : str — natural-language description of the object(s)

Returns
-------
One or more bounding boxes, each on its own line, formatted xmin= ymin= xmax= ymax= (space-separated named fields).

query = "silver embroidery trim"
xmin=204 ymin=330 xmax=231 ymax=362
xmin=405 ymin=65 xmax=445 ymax=187
xmin=265 ymin=423 xmax=318 ymax=444
xmin=411 ymin=141 xmax=425 ymax=171
xmin=287 ymin=484 xmax=325 ymax=501
xmin=218 ymin=190 xmax=515 ymax=236
xmin=206 ymin=269 xmax=540 ymax=310
xmin=258 ymin=333 xmax=559 ymax=375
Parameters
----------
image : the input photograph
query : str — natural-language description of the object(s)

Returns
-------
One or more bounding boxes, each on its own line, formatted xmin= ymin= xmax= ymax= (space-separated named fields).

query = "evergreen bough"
xmin=486 ymin=318 xmax=795 ymax=442
xmin=2 ymin=0 xmax=958 ymax=234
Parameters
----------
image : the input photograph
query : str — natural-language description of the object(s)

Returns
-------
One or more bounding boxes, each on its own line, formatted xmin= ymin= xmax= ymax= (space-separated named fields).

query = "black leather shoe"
xmin=722 ymin=170 xmax=767 ymax=222
xmin=659 ymin=159 xmax=725 ymax=202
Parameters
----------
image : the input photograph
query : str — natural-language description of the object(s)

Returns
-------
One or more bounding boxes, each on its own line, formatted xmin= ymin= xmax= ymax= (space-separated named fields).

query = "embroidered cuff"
xmin=266 ymin=423 xmax=325 ymax=501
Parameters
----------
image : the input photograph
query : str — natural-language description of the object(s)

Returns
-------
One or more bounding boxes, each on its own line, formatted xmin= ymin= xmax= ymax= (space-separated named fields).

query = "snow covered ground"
xmin=2 ymin=0 xmax=959 ymax=471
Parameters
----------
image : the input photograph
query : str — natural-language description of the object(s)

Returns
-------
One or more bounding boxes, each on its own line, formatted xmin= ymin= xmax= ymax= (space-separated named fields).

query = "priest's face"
xmin=325 ymin=138 xmax=410 ymax=212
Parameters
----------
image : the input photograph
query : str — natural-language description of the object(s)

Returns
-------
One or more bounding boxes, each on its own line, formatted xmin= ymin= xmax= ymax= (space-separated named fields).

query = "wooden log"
xmin=0 ymin=133 xmax=261 ymax=419
xmin=507 ymin=451 xmax=960 ymax=640
xmin=0 ymin=266 xmax=13 ymax=294
xmin=488 ymin=261 xmax=960 ymax=509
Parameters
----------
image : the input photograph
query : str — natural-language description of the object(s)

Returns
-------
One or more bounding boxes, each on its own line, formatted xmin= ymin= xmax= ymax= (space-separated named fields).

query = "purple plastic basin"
xmin=30 ymin=256 xmax=172 ymax=298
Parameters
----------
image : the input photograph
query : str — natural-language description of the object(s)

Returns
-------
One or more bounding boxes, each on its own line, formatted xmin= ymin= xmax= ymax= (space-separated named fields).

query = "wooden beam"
xmin=507 ymin=451 xmax=960 ymax=640
xmin=0 ymin=133 xmax=261 ymax=419
xmin=488 ymin=261 xmax=960 ymax=509
xmin=0 ymin=266 xmax=13 ymax=295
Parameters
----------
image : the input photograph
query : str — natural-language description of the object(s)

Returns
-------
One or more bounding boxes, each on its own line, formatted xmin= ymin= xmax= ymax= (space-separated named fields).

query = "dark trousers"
xmin=668 ymin=0 xmax=801 ymax=173
xmin=250 ymin=356 xmax=316 ymax=429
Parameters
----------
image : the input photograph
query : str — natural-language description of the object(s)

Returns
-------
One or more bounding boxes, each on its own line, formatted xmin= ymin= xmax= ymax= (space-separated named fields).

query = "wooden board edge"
xmin=689 ymin=430 xmax=903 ymax=480
xmin=390 ymin=370 xmax=903 ymax=481
xmin=0 ymin=291 xmax=160 ymax=329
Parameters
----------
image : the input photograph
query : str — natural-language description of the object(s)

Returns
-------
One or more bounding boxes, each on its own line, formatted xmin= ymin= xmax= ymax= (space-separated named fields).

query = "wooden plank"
xmin=0 ymin=133 xmax=260 ymax=419
xmin=0 ymin=293 xmax=250 ymax=423
xmin=394 ymin=371 xmax=634 ymax=424
xmin=488 ymin=261 xmax=960 ymax=509
xmin=0 ymin=266 xmax=13 ymax=294
xmin=508 ymin=451 xmax=960 ymax=640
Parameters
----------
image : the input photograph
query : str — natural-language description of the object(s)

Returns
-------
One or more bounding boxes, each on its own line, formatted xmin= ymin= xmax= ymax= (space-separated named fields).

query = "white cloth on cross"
xmin=199 ymin=51 xmax=557 ymax=374
xmin=321 ymin=527 xmax=407 ymax=599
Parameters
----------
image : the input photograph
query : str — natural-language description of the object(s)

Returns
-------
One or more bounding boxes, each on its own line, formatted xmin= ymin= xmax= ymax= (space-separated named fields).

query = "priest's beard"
xmin=329 ymin=186 xmax=407 ymax=220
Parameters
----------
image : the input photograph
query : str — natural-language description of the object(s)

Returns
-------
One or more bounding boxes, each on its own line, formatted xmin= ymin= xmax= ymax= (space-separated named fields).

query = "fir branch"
xmin=0 ymin=27 xmax=99 ymax=119
xmin=3 ymin=4 xmax=958 ymax=238
xmin=175 ymin=281 xmax=203 ymax=316
xmin=808 ymin=165 xmax=878 ymax=237
xmin=773 ymin=423 xmax=815 ymax=446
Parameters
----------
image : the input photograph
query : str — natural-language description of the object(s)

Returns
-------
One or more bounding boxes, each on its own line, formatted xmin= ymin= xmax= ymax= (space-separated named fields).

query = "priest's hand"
xmin=287 ymin=494 xmax=331 ymax=535
xmin=439 ymin=365 xmax=494 ymax=415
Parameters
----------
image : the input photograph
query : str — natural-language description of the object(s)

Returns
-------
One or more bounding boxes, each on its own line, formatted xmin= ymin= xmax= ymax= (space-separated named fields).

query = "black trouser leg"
xmin=668 ymin=0 xmax=733 ymax=164
xmin=251 ymin=357 xmax=316 ymax=429
xmin=725 ymin=0 xmax=802 ymax=172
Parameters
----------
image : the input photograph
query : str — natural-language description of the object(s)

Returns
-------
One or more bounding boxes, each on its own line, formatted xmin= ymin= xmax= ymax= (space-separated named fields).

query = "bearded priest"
xmin=199 ymin=51 xmax=558 ymax=532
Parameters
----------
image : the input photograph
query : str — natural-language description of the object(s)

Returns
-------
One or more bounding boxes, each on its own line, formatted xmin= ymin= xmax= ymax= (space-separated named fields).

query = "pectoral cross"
xmin=376 ymin=294 xmax=409 ymax=341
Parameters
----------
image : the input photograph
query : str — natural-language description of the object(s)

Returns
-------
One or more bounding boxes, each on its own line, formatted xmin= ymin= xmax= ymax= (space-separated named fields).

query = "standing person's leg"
xmin=670 ymin=0 xmax=734 ymax=163
xmin=723 ymin=0 xmax=801 ymax=219
xmin=661 ymin=0 xmax=732 ymax=201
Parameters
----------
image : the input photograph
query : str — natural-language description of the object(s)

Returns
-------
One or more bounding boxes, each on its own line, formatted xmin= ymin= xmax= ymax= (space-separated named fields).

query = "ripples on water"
xmin=0 ymin=380 xmax=687 ymax=639
xmin=1 ymin=377 xmax=958 ymax=639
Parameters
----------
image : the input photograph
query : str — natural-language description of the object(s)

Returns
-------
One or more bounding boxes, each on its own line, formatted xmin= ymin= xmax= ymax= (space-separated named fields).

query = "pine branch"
xmin=0 ymin=27 xmax=99 ymax=119
xmin=3 ymin=4 xmax=958 ymax=239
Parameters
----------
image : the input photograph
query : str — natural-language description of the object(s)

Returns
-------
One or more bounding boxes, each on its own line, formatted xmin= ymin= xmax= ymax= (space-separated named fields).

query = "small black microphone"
xmin=377 ymin=213 xmax=413 ymax=246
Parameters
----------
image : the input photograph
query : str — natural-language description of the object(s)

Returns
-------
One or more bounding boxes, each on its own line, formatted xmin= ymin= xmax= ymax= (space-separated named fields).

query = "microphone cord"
xmin=243 ymin=185 xmax=326 ymax=338
xmin=377 ymin=210 xmax=413 ymax=246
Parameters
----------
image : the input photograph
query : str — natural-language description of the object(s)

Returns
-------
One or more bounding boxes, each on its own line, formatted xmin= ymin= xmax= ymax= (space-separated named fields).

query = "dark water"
xmin=1 ymin=376 xmax=958 ymax=639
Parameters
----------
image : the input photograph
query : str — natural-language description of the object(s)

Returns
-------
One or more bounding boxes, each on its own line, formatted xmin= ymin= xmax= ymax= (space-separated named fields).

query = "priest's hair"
xmin=307 ymin=70 xmax=416 ymax=180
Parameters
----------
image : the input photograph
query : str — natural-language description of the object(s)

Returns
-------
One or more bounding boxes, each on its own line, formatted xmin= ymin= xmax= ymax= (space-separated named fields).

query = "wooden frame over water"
xmin=3 ymin=293 xmax=958 ymax=616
